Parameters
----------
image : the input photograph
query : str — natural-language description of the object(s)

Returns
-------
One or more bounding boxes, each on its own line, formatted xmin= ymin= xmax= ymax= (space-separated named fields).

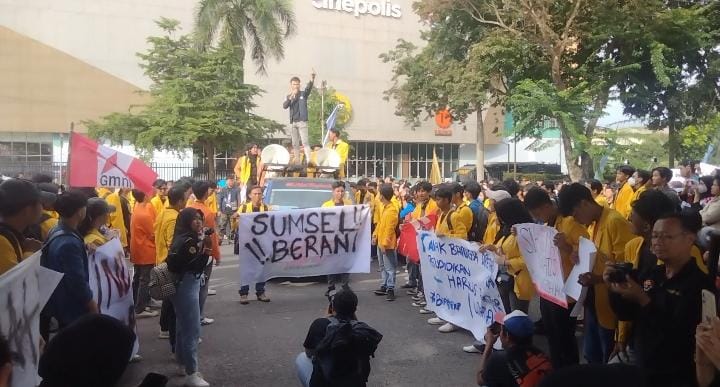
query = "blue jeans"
xmin=173 ymin=272 xmax=202 ymax=375
xmin=295 ymin=352 xmax=313 ymax=387
xmin=239 ymin=282 xmax=266 ymax=296
xmin=583 ymin=304 xmax=615 ymax=364
xmin=380 ymin=248 xmax=398 ymax=290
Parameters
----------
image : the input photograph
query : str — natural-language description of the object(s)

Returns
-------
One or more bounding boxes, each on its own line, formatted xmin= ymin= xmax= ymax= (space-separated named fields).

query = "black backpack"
xmin=311 ymin=317 xmax=383 ymax=387
xmin=467 ymin=201 xmax=489 ymax=242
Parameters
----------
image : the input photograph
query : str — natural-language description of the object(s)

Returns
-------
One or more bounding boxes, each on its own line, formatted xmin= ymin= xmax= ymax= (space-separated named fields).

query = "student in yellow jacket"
xmin=613 ymin=165 xmax=636 ymax=219
xmin=206 ymin=182 xmax=219 ymax=214
xmin=321 ymin=181 xmax=352 ymax=293
xmin=482 ymin=198 xmax=535 ymax=313
xmin=235 ymin=185 xmax=271 ymax=304
xmin=105 ymin=188 xmax=131 ymax=248
xmin=411 ymin=181 xmax=438 ymax=220
xmin=523 ymin=187 xmax=589 ymax=368
xmin=150 ymin=179 xmax=169 ymax=217
xmin=558 ymin=183 xmax=634 ymax=364
xmin=154 ymin=186 xmax=186 ymax=265
xmin=450 ymin=183 xmax=473 ymax=237
xmin=372 ymin=184 xmax=400 ymax=301
xmin=630 ymin=169 xmax=651 ymax=205
xmin=234 ymin=144 xmax=262 ymax=190
xmin=325 ymin=128 xmax=349 ymax=179
xmin=482 ymin=189 xmax=512 ymax=245
xmin=586 ymin=179 xmax=608 ymax=208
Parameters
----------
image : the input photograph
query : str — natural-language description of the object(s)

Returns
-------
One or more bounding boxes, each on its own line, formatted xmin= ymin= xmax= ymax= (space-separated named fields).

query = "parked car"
xmin=264 ymin=177 xmax=355 ymax=210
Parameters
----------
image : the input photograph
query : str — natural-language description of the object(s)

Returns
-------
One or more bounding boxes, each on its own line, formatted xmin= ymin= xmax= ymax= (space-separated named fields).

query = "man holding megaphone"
xmin=283 ymin=69 xmax=316 ymax=165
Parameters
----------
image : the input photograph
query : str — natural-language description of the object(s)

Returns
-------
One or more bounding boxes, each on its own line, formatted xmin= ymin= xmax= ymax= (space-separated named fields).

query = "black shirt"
xmin=610 ymin=259 xmax=713 ymax=387
xmin=482 ymin=349 xmax=518 ymax=387
xmin=283 ymin=80 xmax=314 ymax=123
xmin=304 ymin=318 xmax=331 ymax=352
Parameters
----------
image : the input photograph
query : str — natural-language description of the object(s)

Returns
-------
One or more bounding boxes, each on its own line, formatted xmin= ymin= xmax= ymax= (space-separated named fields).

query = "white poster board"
xmin=418 ymin=231 xmax=505 ymax=340
xmin=0 ymin=252 xmax=62 ymax=387
xmin=88 ymin=238 xmax=139 ymax=356
xmin=564 ymin=237 xmax=597 ymax=301
xmin=515 ymin=223 xmax=568 ymax=308
xmin=237 ymin=205 xmax=372 ymax=285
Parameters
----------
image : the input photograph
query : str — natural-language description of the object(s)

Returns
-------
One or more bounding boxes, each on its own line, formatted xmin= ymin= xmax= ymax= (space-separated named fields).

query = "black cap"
xmin=0 ymin=179 xmax=42 ymax=216
xmin=86 ymin=197 xmax=116 ymax=218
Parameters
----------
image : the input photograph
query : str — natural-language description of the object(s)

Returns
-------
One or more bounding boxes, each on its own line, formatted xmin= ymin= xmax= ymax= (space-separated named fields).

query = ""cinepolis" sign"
xmin=312 ymin=0 xmax=402 ymax=18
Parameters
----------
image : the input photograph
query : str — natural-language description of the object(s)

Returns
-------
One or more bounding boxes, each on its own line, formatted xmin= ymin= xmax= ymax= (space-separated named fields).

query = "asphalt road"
xmin=118 ymin=244 xmax=545 ymax=387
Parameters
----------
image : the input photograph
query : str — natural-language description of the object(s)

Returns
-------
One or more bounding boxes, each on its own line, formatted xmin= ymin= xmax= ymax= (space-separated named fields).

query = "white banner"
xmin=515 ymin=223 xmax=568 ymax=308
xmin=88 ymin=238 xmax=139 ymax=356
xmin=237 ymin=205 xmax=372 ymax=284
xmin=0 ymin=252 xmax=62 ymax=387
xmin=418 ymin=231 xmax=505 ymax=340
xmin=564 ymin=237 xmax=597 ymax=301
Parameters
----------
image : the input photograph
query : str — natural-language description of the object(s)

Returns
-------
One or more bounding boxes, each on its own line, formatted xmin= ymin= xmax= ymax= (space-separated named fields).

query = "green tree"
xmin=194 ymin=0 xmax=296 ymax=76
xmin=617 ymin=2 xmax=720 ymax=166
xmin=306 ymin=86 xmax=351 ymax=145
xmin=680 ymin=114 xmax=720 ymax=163
xmin=85 ymin=19 xmax=283 ymax=179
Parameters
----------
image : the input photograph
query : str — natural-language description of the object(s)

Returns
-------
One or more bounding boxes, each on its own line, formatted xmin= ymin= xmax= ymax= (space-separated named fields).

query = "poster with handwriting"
xmin=418 ymin=231 xmax=505 ymax=340
xmin=515 ymin=223 xmax=568 ymax=308
xmin=237 ymin=205 xmax=371 ymax=284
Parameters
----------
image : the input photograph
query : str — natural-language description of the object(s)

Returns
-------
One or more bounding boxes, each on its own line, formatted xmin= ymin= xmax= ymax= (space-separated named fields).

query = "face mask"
xmin=627 ymin=177 xmax=637 ymax=187
xmin=698 ymin=183 xmax=708 ymax=194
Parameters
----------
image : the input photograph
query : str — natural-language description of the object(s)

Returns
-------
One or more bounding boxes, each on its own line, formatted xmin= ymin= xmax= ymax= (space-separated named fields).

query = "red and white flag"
xmin=68 ymin=132 xmax=157 ymax=193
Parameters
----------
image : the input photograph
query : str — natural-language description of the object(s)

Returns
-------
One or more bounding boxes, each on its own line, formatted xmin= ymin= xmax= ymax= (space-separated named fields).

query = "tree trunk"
xmin=203 ymin=142 xmax=216 ymax=181
xmin=476 ymin=108 xmax=485 ymax=180
xmin=668 ymin=117 xmax=677 ymax=167
xmin=581 ymin=151 xmax=594 ymax=180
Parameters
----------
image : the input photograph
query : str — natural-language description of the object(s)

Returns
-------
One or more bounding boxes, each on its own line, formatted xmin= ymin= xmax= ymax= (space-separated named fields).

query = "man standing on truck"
xmin=283 ymin=70 xmax=316 ymax=165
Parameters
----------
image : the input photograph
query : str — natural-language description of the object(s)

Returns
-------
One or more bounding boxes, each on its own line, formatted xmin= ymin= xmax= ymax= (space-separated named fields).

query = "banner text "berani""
xmin=244 ymin=206 xmax=364 ymax=264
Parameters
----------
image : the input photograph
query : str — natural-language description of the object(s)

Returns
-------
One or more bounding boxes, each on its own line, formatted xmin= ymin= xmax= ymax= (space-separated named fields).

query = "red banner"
xmin=69 ymin=132 xmax=157 ymax=193
xmin=398 ymin=214 xmax=437 ymax=264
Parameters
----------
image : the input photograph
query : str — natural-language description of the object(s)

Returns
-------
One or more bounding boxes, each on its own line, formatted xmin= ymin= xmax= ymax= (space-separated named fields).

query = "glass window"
xmin=41 ymin=143 xmax=52 ymax=155
xmin=27 ymin=142 xmax=40 ymax=155
xmin=12 ymin=142 xmax=25 ymax=155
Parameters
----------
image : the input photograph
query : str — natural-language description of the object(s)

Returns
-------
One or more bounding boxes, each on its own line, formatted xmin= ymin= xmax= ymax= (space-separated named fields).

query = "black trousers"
xmin=160 ymin=299 xmax=176 ymax=352
xmin=539 ymin=297 xmax=579 ymax=369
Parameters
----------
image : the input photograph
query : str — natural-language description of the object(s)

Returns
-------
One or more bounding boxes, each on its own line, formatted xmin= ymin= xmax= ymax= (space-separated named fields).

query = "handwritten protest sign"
xmin=237 ymin=205 xmax=371 ymax=284
xmin=0 ymin=252 xmax=62 ymax=387
xmin=516 ymin=223 xmax=568 ymax=308
xmin=88 ymin=238 xmax=139 ymax=356
xmin=564 ymin=237 xmax=597 ymax=301
xmin=418 ymin=231 xmax=505 ymax=340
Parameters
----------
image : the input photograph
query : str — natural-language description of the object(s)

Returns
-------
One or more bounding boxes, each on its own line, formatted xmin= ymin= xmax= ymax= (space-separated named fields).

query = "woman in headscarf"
xmin=167 ymin=208 xmax=211 ymax=387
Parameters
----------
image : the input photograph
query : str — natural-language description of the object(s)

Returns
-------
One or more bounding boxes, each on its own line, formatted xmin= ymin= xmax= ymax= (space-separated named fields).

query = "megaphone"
xmin=261 ymin=144 xmax=290 ymax=167
xmin=315 ymin=148 xmax=341 ymax=171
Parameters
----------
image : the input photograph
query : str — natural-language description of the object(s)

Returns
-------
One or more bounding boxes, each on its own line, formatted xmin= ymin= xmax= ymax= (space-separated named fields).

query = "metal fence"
xmin=0 ymin=162 xmax=234 ymax=183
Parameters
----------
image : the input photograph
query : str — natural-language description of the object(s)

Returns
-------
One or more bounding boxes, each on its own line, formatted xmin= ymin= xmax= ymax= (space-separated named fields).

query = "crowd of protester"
xmin=4 ymin=158 xmax=720 ymax=386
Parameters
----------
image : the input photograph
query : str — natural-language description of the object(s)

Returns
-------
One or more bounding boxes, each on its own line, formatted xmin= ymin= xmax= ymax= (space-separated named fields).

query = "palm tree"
xmin=194 ymin=0 xmax=297 ymax=76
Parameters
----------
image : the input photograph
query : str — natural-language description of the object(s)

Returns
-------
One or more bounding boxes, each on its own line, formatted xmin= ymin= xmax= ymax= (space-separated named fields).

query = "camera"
xmin=203 ymin=227 xmax=215 ymax=236
xmin=607 ymin=262 xmax=633 ymax=283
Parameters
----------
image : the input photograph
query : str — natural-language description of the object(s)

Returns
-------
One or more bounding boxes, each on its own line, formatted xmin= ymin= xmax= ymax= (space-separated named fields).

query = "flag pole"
xmin=66 ymin=122 xmax=74 ymax=188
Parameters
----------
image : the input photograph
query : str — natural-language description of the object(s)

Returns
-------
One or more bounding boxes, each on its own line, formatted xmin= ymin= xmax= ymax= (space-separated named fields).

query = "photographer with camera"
xmin=605 ymin=211 xmax=713 ymax=387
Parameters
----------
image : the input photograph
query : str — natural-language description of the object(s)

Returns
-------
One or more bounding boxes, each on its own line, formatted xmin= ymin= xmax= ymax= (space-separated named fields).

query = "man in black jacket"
xmin=605 ymin=212 xmax=713 ymax=387
xmin=218 ymin=177 xmax=240 ymax=242
xmin=283 ymin=70 xmax=316 ymax=164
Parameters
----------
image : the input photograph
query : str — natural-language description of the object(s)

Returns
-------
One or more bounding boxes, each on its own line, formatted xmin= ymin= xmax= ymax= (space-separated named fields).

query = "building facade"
xmin=0 ymin=0 xmax=561 ymax=180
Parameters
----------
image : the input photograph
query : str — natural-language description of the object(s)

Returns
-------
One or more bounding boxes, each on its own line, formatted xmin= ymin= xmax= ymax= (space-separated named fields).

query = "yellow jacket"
xmin=355 ymin=190 xmax=375 ymax=207
xmin=412 ymin=199 xmax=439 ymax=220
xmin=595 ymin=195 xmax=608 ymax=208
xmin=105 ymin=192 xmax=129 ymax=247
xmin=84 ymin=228 xmax=110 ymax=247
xmin=588 ymin=207 xmax=635 ymax=329
xmin=435 ymin=209 xmax=468 ymax=239
xmin=322 ymin=199 xmax=352 ymax=208
xmin=150 ymin=195 xmax=168 ymax=217
xmin=374 ymin=202 xmax=399 ymax=249
xmin=97 ymin=187 xmax=112 ymax=199
xmin=234 ymin=155 xmax=261 ymax=185
xmin=483 ymin=211 xmax=500 ymax=245
xmin=326 ymin=139 xmax=349 ymax=178
xmin=0 ymin=231 xmax=24 ymax=275
xmin=554 ymin=215 xmax=590 ymax=279
xmin=455 ymin=203 xmax=474 ymax=237
xmin=499 ymin=234 xmax=535 ymax=301
xmin=40 ymin=210 xmax=59 ymax=242
xmin=154 ymin=208 xmax=178 ymax=264
xmin=206 ymin=192 xmax=218 ymax=214
xmin=631 ymin=184 xmax=649 ymax=205
xmin=613 ymin=182 xmax=634 ymax=219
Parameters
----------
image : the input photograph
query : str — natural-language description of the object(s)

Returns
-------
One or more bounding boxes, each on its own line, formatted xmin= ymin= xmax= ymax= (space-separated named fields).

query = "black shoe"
xmin=386 ymin=289 xmax=396 ymax=301
xmin=406 ymin=289 xmax=418 ymax=295
xmin=400 ymin=283 xmax=414 ymax=289
xmin=373 ymin=288 xmax=387 ymax=296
